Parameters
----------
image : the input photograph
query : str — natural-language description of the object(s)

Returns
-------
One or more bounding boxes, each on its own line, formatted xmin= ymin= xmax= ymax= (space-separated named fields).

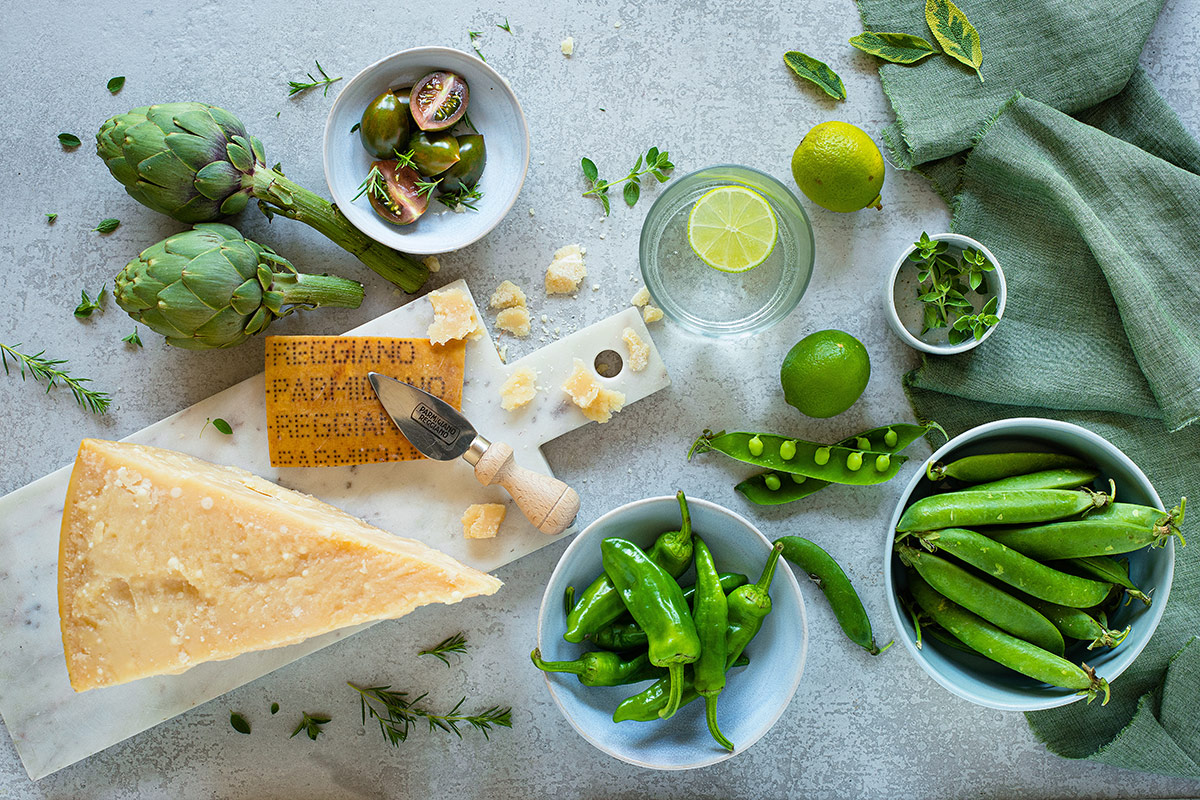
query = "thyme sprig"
xmin=288 ymin=60 xmax=342 ymax=97
xmin=581 ymin=147 xmax=674 ymax=215
xmin=1 ymin=342 xmax=111 ymax=414
xmin=350 ymin=683 xmax=512 ymax=746
xmin=419 ymin=632 xmax=468 ymax=666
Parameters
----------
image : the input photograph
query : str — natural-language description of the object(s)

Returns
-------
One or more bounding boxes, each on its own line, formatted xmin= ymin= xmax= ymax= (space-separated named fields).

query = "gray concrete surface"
xmin=2 ymin=0 xmax=1198 ymax=797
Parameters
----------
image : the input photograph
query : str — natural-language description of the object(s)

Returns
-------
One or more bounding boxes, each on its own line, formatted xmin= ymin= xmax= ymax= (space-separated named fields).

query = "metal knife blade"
xmin=368 ymin=372 xmax=479 ymax=461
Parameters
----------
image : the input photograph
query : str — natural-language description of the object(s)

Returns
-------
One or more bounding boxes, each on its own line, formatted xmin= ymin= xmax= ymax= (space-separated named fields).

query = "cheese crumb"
xmin=562 ymin=358 xmax=626 ymax=423
xmin=500 ymin=366 xmax=539 ymax=411
xmin=496 ymin=306 xmax=532 ymax=337
xmin=423 ymin=255 xmax=442 ymax=273
xmin=545 ymin=244 xmax=587 ymax=294
xmin=489 ymin=280 xmax=527 ymax=310
xmin=631 ymin=286 xmax=650 ymax=307
xmin=462 ymin=503 xmax=506 ymax=539
xmin=622 ymin=327 xmax=650 ymax=372
xmin=427 ymin=287 xmax=482 ymax=344
xmin=643 ymin=305 xmax=664 ymax=324
xmin=560 ymin=37 xmax=574 ymax=56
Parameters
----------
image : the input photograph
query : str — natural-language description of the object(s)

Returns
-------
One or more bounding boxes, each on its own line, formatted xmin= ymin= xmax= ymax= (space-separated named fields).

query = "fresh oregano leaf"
xmin=230 ymin=712 xmax=251 ymax=735
xmin=94 ymin=218 xmax=120 ymax=234
xmin=58 ymin=133 xmax=82 ymax=148
xmin=271 ymin=702 xmax=280 ymax=715
xmin=783 ymin=51 xmax=846 ymax=100
xmin=212 ymin=418 xmax=233 ymax=435
xmin=107 ymin=76 xmax=126 ymax=94
xmin=580 ymin=157 xmax=598 ymax=183
xmin=925 ymin=0 xmax=983 ymax=82
xmin=849 ymin=31 xmax=938 ymax=64
xmin=624 ymin=180 xmax=640 ymax=207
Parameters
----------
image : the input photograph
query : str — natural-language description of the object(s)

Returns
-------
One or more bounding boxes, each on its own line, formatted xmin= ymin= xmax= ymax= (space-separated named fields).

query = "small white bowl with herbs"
xmin=885 ymin=232 xmax=1006 ymax=355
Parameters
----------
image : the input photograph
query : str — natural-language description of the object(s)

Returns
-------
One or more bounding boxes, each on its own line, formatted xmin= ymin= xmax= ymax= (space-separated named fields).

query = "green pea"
xmin=884 ymin=428 xmax=899 ymax=447
xmin=779 ymin=440 xmax=797 ymax=461
xmin=855 ymin=437 xmax=870 ymax=450
xmin=846 ymin=452 xmax=863 ymax=471
xmin=748 ymin=435 xmax=764 ymax=456
xmin=875 ymin=454 xmax=891 ymax=472
xmin=791 ymin=474 xmax=807 ymax=484
xmin=814 ymin=446 xmax=831 ymax=466
xmin=764 ymin=474 xmax=781 ymax=491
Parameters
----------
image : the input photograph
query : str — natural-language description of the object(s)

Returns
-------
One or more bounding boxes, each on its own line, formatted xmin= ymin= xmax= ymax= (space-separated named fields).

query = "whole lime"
xmin=790 ymin=121 xmax=884 ymax=213
xmin=780 ymin=330 xmax=871 ymax=418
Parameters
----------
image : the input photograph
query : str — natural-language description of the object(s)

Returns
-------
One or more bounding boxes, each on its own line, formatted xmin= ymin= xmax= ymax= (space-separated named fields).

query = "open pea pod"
xmin=731 ymin=421 xmax=944 ymax=504
xmin=690 ymin=429 xmax=910 ymax=486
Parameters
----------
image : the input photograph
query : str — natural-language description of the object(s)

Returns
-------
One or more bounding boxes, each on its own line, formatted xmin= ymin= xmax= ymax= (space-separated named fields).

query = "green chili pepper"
xmin=926 ymin=452 xmax=1089 ymax=483
xmin=563 ymin=586 xmax=576 ymax=616
xmin=529 ymin=648 xmax=664 ymax=686
xmin=611 ymin=655 xmax=750 ymax=723
xmin=590 ymin=573 xmax=750 ymax=651
xmin=726 ymin=542 xmax=784 ymax=665
xmin=777 ymin=536 xmax=891 ymax=655
xmin=564 ymin=491 xmax=694 ymax=643
xmin=733 ymin=422 xmax=943 ymax=506
xmin=691 ymin=538 xmax=733 ymax=751
xmin=601 ymin=537 xmax=701 ymax=719
xmin=896 ymin=486 xmax=1113 ymax=531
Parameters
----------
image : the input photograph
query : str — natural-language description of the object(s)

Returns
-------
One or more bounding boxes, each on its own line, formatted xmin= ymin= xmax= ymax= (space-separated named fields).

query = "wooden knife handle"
xmin=473 ymin=441 xmax=579 ymax=535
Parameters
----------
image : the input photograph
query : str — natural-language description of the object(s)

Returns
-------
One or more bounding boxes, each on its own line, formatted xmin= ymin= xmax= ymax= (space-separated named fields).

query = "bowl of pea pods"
xmin=534 ymin=493 xmax=807 ymax=769
xmin=884 ymin=417 xmax=1180 ymax=711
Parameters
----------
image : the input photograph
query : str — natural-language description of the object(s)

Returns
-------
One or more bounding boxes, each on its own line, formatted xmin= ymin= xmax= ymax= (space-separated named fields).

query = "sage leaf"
xmin=849 ymin=31 xmax=938 ymax=64
xmin=58 ymin=133 xmax=81 ymax=148
xmin=925 ymin=0 xmax=983 ymax=82
xmin=783 ymin=51 xmax=845 ymax=100
xmin=230 ymin=712 xmax=251 ymax=734
xmin=106 ymin=76 xmax=125 ymax=94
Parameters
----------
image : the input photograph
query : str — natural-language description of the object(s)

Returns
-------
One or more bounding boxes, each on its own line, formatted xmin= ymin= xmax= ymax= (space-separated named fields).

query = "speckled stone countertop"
xmin=1 ymin=1 xmax=1197 ymax=797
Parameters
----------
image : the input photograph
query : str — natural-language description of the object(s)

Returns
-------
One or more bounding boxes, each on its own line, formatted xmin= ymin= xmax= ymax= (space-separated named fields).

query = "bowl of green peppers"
xmin=536 ymin=494 xmax=807 ymax=769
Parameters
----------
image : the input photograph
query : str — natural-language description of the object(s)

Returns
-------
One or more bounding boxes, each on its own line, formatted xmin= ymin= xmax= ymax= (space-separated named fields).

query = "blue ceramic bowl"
xmin=884 ymin=418 xmax=1175 ymax=711
xmin=537 ymin=496 xmax=807 ymax=769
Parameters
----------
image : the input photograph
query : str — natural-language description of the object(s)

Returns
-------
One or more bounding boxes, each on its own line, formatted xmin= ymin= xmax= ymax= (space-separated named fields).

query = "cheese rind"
xmin=58 ymin=439 xmax=502 ymax=692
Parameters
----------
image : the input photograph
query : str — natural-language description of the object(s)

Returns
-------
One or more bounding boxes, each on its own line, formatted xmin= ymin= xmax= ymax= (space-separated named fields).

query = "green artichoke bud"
xmin=115 ymin=223 xmax=364 ymax=350
xmin=97 ymin=103 xmax=427 ymax=293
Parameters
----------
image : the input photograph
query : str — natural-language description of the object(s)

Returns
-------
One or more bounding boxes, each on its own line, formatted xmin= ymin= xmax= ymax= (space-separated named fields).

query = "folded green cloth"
xmin=859 ymin=0 xmax=1200 ymax=779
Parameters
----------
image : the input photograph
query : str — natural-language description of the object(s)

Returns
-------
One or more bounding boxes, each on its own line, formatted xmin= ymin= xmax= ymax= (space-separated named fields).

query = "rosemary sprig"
xmin=1 ymin=342 xmax=111 ymax=414
xmin=415 ymin=178 xmax=442 ymax=200
xmin=437 ymin=185 xmax=483 ymax=212
xmin=288 ymin=60 xmax=342 ymax=97
xmin=468 ymin=30 xmax=487 ymax=61
xmin=497 ymin=17 xmax=512 ymax=33
xmin=393 ymin=148 xmax=418 ymax=170
xmin=419 ymin=632 xmax=468 ymax=666
xmin=581 ymin=147 xmax=674 ymax=215
xmin=349 ymin=683 xmax=512 ymax=746
xmin=290 ymin=712 xmax=331 ymax=741
xmin=353 ymin=165 xmax=389 ymax=203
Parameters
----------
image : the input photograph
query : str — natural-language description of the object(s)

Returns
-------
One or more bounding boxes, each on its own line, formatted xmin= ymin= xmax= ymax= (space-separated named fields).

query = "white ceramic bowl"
xmin=883 ymin=418 xmax=1175 ymax=711
xmin=537 ymin=496 xmax=807 ymax=770
xmin=883 ymin=232 xmax=1007 ymax=355
xmin=323 ymin=47 xmax=530 ymax=255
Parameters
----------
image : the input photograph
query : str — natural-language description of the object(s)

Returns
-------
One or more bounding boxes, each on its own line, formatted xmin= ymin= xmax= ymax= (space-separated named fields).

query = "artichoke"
xmin=115 ymin=223 xmax=364 ymax=350
xmin=97 ymin=102 xmax=427 ymax=292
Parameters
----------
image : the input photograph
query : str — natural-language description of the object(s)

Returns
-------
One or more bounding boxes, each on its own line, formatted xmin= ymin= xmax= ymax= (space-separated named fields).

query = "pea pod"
xmin=926 ymin=452 xmax=1089 ymax=483
xmin=986 ymin=498 xmax=1186 ymax=559
xmin=907 ymin=528 xmax=1112 ymax=607
xmin=968 ymin=467 xmax=1101 ymax=492
xmin=897 ymin=544 xmax=1064 ymax=655
xmin=1053 ymin=556 xmax=1151 ymax=606
xmin=590 ymin=573 xmax=749 ymax=652
xmin=691 ymin=430 xmax=907 ymax=486
xmin=737 ymin=422 xmax=943 ymax=505
xmin=776 ymin=536 xmax=891 ymax=655
xmin=896 ymin=485 xmax=1113 ymax=531
xmin=611 ymin=655 xmax=750 ymax=723
xmin=1012 ymin=597 xmax=1131 ymax=650
xmin=908 ymin=572 xmax=1110 ymax=704
xmin=530 ymin=648 xmax=664 ymax=686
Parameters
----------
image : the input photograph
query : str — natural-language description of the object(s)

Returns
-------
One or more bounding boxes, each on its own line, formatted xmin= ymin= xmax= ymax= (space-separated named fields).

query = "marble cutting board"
xmin=0 ymin=279 xmax=670 ymax=780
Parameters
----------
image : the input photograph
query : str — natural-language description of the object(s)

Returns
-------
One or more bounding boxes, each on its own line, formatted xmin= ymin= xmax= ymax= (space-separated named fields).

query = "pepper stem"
xmin=529 ymin=648 xmax=585 ymax=676
xmin=755 ymin=542 xmax=784 ymax=592
xmin=250 ymin=166 xmax=428 ymax=292
xmin=676 ymin=490 xmax=692 ymax=542
xmin=705 ymin=696 xmax=734 ymax=751
xmin=272 ymin=272 xmax=364 ymax=310
xmin=659 ymin=664 xmax=684 ymax=719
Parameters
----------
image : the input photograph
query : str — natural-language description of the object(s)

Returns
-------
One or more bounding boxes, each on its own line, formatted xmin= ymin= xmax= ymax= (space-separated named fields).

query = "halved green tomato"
xmin=410 ymin=71 xmax=469 ymax=131
xmin=408 ymin=131 xmax=460 ymax=176
xmin=367 ymin=160 xmax=428 ymax=225
xmin=438 ymin=134 xmax=486 ymax=191
xmin=359 ymin=88 xmax=411 ymax=159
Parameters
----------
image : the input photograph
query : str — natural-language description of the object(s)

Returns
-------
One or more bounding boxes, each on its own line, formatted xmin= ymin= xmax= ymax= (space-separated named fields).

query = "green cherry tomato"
xmin=875 ymin=454 xmax=891 ymax=472
xmin=408 ymin=130 xmax=461 ymax=176
xmin=439 ymin=134 xmax=487 ymax=191
xmin=764 ymin=474 xmax=782 ymax=491
xmin=815 ymin=446 xmax=831 ymax=466
xmin=748 ymin=435 xmax=764 ymax=456
xmin=359 ymin=88 xmax=412 ymax=159
xmin=779 ymin=440 xmax=797 ymax=461
xmin=846 ymin=452 xmax=864 ymax=471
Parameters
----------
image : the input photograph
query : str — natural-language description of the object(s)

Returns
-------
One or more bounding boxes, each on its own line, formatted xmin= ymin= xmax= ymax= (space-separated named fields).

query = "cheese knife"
xmin=368 ymin=371 xmax=580 ymax=535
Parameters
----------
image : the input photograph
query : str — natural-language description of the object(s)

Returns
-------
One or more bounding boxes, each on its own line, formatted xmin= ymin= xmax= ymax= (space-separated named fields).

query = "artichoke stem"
xmin=276 ymin=273 xmax=365 ymax=310
xmin=251 ymin=167 xmax=428 ymax=293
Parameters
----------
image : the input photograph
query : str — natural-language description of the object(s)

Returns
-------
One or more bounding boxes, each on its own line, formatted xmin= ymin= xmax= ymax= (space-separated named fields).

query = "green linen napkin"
xmin=858 ymin=0 xmax=1200 ymax=779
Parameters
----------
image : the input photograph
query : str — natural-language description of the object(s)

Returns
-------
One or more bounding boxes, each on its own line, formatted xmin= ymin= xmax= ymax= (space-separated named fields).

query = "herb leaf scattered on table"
xmin=58 ymin=133 xmax=81 ymax=148
xmin=94 ymin=218 xmax=120 ymax=234
xmin=106 ymin=76 xmax=125 ymax=94
xmin=350 ymin=683 xmax=511 ymax=746
xmin=290 ymin=712 xmax=331 ymax=741
xmin=925 ymin=0 xmax=984 ymax=81
xmin=287 ymin=60 xmax=342 ymax=97
xmin=419 ymin=632 xmax=468 ymax=667
xmin=0 ymin=342 xmax=112 ymax=414
xmin=580 ymin=148 xmax=674 ymax=215
xmin=122 ymin=328 xmax=143 ymax=347
xmin=229 ymin=712 xmax=251 ymax=735
xmin=74 ymin=285 xmax=106 ymax=318
xmin=783 ymin=51 xmax=846 ymax=99
xmin=849 ymin=31 xmax=939 ymax=64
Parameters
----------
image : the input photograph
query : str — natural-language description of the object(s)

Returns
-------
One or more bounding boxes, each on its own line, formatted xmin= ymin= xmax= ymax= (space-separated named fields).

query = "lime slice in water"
xmin=687 ymin=185 xmax=778 ymax=273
